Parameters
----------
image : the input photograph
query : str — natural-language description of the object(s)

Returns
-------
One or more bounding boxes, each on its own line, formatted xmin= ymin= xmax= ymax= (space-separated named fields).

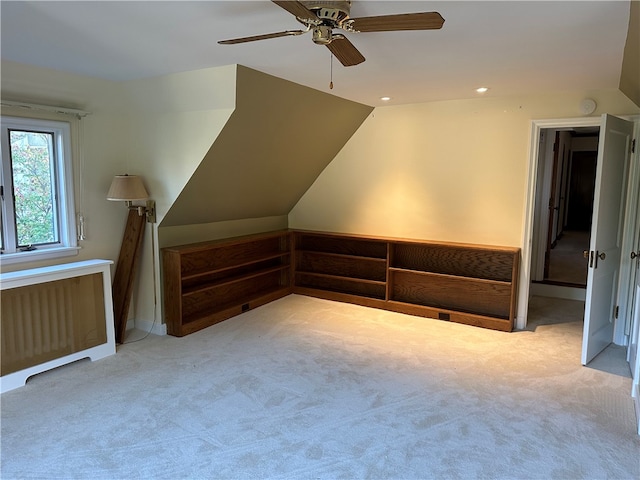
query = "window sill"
xmin=0 ymin=246 xmax=81 ymax=267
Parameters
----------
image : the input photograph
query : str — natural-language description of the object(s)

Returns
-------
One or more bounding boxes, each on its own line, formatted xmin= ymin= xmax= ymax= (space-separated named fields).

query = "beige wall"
xmin=161 ymin=66 xmax=372 ymax=227
xmin=289 ymin=89 xmax=639 ymax=247
xmin=1 ymin=61 xmax=130 ymax=271
xmin=0 ymin=61 xmax=241 ymax=334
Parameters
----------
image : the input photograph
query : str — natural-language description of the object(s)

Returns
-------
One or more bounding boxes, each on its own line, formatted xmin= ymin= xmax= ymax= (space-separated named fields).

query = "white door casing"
xmin=581 ymin=114 xmax=634 ymax=365
xmin=626 ymin=130 xmax=640 ymax=434
xmin=618 ymin=119 xmax=640 ymax=345
xmin=519 ymin=117 xmax=601 ymax=329
xmin=630 ymin=281 xmax=640 ymax=435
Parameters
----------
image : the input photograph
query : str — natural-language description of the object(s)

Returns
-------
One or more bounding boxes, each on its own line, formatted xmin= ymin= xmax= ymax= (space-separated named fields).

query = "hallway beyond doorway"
xmin=546 ymin=229 xmax=590 ymax=286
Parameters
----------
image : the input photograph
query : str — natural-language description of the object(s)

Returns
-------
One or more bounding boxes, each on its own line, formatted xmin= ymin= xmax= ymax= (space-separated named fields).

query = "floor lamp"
xmin=107 ymin=174 xmax=155 ymax=344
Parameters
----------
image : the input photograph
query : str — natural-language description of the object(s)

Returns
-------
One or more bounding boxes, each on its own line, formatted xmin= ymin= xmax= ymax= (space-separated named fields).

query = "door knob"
xmin=632 ymin=251 xmax=639 ymax=260
xmin=598 ymin=252 xmax=606 ymax=260
xmin=583 ymin=250 xmax=590 ymax=259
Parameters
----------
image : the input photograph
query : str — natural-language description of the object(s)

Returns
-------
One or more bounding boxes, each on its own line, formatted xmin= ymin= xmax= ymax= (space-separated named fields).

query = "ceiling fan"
xmin=218 ymin=1 xmax=445 ymax=66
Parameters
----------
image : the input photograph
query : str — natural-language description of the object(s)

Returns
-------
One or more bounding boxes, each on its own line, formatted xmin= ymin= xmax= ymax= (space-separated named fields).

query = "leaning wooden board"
xmin=112 ymin=209 xmax=146 ymax=343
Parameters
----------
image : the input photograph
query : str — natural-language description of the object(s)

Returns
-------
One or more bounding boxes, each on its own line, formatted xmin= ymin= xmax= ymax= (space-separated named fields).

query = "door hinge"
xmin=614 ymin=305 xmax=619 ymax=319
xmin=632 ymin=138 xmax=636 ymax=154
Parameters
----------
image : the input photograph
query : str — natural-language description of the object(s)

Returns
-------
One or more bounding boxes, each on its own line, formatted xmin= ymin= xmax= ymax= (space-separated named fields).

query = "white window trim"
xmin=1 ymin=115 xmax=78 ymax=265
xmin=1 ymin=246 xmax=81 ymax=266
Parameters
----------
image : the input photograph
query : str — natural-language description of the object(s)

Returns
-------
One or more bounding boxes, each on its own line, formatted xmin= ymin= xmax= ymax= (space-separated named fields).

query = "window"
xmin=1 ymin=116 xmax=78 ymax=264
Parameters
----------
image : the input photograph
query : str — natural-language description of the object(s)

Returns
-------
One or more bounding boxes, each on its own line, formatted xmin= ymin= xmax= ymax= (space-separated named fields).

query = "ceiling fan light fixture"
xmin=312 ymin=25 xmax=334 ymax=44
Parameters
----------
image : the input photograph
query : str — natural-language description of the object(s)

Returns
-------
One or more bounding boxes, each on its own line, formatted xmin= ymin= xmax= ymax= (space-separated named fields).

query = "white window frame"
xmin=1 ymin=116 xmax=78 ymax=265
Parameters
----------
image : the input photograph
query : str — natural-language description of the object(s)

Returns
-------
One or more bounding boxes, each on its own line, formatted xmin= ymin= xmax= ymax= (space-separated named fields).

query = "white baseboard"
xmin=134 ymin=317 xmax=167 ymax=336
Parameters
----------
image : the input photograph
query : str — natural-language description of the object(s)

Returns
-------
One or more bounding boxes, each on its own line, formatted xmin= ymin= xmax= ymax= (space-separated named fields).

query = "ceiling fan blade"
xmin=349 ymin=12 xmax=444 ymax=32
xmin=218 ymin=30 xmax=306 ymax=45
xmin=326 ymin=36 xmax=365 ymax=67
xmin=271 ymin=0 xmax=318 ymax=23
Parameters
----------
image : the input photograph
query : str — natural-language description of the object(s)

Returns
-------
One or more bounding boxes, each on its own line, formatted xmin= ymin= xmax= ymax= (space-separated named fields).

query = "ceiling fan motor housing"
xmin=301 ymin=1 xmax=352 ymax=44
xmin=301 ymin=1 xmax=352 ymax=26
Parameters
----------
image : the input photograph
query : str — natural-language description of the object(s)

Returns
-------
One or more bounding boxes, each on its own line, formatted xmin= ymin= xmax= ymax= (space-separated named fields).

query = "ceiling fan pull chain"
xmin=329 ymin=53 xmax=334 ymax=89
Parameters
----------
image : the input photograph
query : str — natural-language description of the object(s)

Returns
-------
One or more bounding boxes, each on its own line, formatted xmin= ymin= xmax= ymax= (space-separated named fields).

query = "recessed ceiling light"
xmin=476 ymin=87 xmax=489 ymax=94
xmin=380 ymin=96 xmax=391 ymax=101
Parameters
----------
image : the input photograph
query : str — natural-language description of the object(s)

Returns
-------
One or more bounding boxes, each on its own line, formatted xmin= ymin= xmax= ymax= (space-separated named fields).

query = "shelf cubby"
xmin=295 ymin=271 xmax=387 ymax=300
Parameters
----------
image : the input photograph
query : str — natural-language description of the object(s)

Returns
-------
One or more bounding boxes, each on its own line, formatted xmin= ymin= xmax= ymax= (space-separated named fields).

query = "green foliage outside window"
xmin=9 ymin=131 xmax=57 ymax=246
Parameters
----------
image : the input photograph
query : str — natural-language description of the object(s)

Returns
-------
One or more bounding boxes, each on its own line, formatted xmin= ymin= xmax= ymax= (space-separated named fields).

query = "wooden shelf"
xmin=292 ymin=230 xmax=519 ymax=331
xmin=296 ymin=251 xmax=386 ymax=282
xmin=295 ymin=271 xmax=386 ymax=300
xmin=183 ymin=264 xmax=290 ymax=297
xmin=388 ymin=267 xmax=512 ymax=286
xmin=182 ymin=252 xmax=289 ymax=282
xmin=296 ymin=231 xmax=388 ymax=259
xmin=163 ymin=230 xmax=291 ymax=336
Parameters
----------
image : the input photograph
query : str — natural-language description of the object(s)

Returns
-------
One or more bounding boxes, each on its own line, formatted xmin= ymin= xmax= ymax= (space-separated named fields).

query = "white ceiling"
xmin=0 ymin=1 xmax=631 ymax=106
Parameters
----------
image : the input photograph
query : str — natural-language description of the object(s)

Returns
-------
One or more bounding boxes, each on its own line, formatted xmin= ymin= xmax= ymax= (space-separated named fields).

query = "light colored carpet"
xmin=547 ymin=230 xmax=590 ymax=285
xmin=1 ymin=294 xmax=638 ymax=479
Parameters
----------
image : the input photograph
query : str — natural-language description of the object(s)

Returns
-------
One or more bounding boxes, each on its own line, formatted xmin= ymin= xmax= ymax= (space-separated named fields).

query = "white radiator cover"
xmin=0 ymin=259 xmax=116 ymax=393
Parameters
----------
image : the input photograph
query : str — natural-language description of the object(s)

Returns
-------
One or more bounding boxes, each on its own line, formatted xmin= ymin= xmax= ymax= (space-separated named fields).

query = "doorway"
xmin=518 ymin=116 xmax=601 ymax=330
xmin=520 ymin=115 xmax=637 ymax=344
xmin=531 ymin=127 xmax=600 ymax=289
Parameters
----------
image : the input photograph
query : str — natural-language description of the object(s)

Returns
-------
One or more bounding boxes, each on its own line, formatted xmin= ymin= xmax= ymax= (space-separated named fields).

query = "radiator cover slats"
xmin=0 ymin=260 xmax=116 ymax=393
xmin=1 ymin=275 xmax=107 ymax=376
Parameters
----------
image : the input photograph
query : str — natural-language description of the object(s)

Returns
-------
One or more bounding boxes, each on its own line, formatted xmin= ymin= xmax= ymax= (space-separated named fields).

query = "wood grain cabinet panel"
xmin=389 ymin=270 xmax=513 ymax=319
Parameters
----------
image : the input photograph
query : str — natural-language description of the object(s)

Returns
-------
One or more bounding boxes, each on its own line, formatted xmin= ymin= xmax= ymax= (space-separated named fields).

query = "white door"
xmin=581 ymin=115 xmax=634 ymax=365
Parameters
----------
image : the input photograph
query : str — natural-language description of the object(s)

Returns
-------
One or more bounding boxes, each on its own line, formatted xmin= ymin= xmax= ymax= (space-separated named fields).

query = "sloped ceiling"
xmin=619 ymin=0 xmax=639 ymax=106
xmin=160 ymin=65 xmax=373 ymax=227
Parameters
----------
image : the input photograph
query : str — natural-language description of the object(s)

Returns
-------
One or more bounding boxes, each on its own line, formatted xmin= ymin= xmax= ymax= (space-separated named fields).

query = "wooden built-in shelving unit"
xmin=162 ymin=230 xmax=291 ymax=336
xmin=292 ymin=230 xmax=519 ymax=332
xmin=162 ymin=229 xmax=520 ymax=336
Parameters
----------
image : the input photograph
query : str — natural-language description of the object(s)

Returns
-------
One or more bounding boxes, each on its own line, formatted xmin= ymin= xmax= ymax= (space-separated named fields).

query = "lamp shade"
xmin=107 ymin=175 xmax=149 ymax=201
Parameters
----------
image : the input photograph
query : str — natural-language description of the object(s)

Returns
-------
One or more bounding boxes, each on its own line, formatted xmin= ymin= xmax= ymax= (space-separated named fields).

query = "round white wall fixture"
xmin=579 ymin=98 xmax=597 ymax=115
